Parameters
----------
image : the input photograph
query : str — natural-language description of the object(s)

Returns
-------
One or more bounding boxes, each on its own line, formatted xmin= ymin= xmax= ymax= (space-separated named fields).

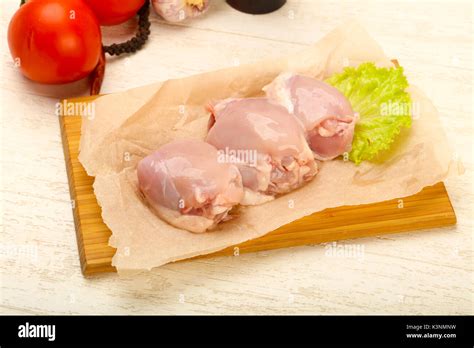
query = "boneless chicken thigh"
xmin=206 ymin=98 xmax=318 ymax=205
xmin=137 ymin=139 xmax=244 ymax=233
xmin=264 ymin=73 xmax=358 ymax=161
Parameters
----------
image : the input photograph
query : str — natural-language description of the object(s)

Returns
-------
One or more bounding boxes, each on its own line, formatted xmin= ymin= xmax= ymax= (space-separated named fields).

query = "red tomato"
xmin=8 ymin=0 xmax=102 ymax=84
xmin=83 ymin=0 xmax=146 ymax=26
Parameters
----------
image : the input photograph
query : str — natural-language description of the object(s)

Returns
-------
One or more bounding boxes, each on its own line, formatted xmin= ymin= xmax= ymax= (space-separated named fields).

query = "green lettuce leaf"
xmin=326 ymin=62 xmax=412 ymax=165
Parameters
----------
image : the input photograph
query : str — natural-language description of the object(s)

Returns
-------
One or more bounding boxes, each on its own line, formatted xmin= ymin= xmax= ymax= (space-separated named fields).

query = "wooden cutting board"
xmin=59 ymin=96 xmax=456 ymax=276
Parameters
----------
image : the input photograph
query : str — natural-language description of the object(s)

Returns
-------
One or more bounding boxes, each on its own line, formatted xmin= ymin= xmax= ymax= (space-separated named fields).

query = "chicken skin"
xmin=264 ymin=73 xmax=358 ymax=161
xmin=137 ymin=139 xmax=244 ymax=233
xmin=206 ymin=98 xmax=318 ymax=205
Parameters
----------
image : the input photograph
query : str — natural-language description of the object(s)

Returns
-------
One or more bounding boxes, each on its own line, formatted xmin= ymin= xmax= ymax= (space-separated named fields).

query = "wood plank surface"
xmin=59 ymin=99 xmax=456 ymax=275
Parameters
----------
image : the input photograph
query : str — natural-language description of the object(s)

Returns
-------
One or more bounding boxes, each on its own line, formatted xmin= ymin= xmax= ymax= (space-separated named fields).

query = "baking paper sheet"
xmin=79 ymin=21 xmax=453 ymax=270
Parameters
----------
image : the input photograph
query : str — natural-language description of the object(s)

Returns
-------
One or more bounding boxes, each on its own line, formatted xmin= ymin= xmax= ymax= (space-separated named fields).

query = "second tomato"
xmin=84 ymin=0 xmax=146 ymax=26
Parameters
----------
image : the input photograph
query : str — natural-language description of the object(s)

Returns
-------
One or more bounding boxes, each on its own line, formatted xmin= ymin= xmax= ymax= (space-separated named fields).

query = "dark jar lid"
xmin=226 ymin=0 xmax=287 ymax=14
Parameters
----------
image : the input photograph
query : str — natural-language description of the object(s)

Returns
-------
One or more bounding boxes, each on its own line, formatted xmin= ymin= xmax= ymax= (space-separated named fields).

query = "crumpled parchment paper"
xmin=79 ymin=21 xmax=453 ymax=270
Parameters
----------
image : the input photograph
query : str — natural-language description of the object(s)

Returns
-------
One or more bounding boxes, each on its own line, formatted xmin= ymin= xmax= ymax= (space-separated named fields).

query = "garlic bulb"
xmin=152 ymin=0 xmax=210 ymax=22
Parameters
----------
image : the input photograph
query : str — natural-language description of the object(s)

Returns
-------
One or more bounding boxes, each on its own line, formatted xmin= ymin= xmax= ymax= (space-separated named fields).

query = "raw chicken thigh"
xmin=264 ymin=73 xmax=358 ymax=161
xmin=206 ymin=98 xmax=318 ymax=205
xmin=137 ymin=139 xmax=244 ymax=233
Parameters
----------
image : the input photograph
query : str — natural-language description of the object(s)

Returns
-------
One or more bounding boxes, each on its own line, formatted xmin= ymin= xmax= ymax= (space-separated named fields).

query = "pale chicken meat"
xmin=137 ymin=139 xmax=244 ymax=233
xmin=206 ymin=98 xmax=318 ymax=205
xmin=264 ymin=73 xmax=358 ymax=161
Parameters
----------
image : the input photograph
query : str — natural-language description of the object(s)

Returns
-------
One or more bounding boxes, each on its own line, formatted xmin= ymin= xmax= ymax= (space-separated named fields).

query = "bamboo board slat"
xmin=59 ymin=96 xmax=456 ymax=276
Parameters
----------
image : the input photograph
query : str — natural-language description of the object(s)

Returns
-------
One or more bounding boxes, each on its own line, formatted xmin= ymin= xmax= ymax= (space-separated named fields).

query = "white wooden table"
xmin=0 ymin=0 xmax=472 ymax=314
